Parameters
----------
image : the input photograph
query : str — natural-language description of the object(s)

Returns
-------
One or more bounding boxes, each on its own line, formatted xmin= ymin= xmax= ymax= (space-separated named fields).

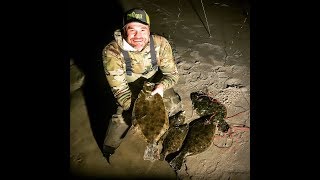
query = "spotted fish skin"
xmin=190 ymin=91 xmax=229 ymax=132
xmin=160 ymin=123 xmax=189 ymax=161
xmin=169 ymin=115 xmax=216 ymax=170
xmin=168 ymin=110 xmax=186 ymax=127
xmin=132 ymin=82 xmax=169 ymax=161
xmin=159 ymin=110 xmax=188 ymax=160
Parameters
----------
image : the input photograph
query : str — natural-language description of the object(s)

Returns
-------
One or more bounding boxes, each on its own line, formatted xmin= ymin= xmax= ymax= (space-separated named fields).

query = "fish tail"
xmin=143 ymin=143 xmax=160 ymax=161
xmin=169 ymin=151 xmax=186 ymax=170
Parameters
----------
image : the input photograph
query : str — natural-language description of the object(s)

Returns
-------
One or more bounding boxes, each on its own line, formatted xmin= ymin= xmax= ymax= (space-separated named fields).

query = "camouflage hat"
xmin=123 ymin=8 xmax=150 ymax=26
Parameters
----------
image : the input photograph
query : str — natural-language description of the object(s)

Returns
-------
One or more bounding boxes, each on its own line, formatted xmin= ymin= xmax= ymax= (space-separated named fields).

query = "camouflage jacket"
xmin=102 ymin=29 xmax=179 ymax=109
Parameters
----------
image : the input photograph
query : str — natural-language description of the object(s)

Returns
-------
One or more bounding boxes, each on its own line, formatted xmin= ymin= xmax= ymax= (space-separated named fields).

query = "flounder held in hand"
xmin=132 ymin=82 xmax=169 ymax=161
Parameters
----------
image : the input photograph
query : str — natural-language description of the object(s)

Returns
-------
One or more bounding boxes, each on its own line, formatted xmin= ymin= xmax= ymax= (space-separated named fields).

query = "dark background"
xmin=69 ymin=1 xmax=123 ymax=151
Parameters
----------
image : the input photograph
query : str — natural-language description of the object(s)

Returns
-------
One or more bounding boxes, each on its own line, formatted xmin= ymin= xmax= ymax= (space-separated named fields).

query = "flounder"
xmin=169 ymin=114 xmax=216 ymax=170
xmin=159 ymin=111 xmax=189 ymax=161
xmin=160 ymin=124 xmax=189 ymax=161
xmin=132 ymin=81 xmax=169 ymax=161
xmin=168 ymin=91 xmax=230 ymax=170
xmin=190 ymin=91 xmax=229 ymax=132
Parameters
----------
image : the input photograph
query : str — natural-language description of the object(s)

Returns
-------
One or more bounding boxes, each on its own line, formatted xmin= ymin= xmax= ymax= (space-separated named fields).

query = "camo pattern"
xmin=102 ymin=29 xmax=179 ymax=110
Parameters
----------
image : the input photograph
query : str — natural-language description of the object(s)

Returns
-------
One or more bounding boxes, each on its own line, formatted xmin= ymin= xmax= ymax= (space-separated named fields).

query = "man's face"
xmin=125 ymin=22 xmax=150 ymax=51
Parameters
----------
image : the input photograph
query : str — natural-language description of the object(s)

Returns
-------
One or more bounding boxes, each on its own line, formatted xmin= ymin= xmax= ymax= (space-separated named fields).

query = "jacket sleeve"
xmin=158 ymin=37 xmax=179 ymax=90
xmin=102 ymin=43 xmax=131 ymax=110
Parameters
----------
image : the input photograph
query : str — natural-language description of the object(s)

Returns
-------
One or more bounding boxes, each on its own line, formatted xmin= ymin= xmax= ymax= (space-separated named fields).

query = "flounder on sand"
xmin=169 ymin=115 xmax=217 ymax=170
xmin=159 ymin=111 xmax=189 ymax=160
xmin=132 ymin=82 xmax=169 ymax=161
xmin=190 ymin=91 xmax=229 ymax=132
xmin=168 ymin=91 xmax=230 ymax=170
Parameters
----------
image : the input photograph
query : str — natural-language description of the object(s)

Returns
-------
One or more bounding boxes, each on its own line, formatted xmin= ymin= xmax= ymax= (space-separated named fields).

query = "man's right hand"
xmin=151 ymin=83 xmax=164 ymax=97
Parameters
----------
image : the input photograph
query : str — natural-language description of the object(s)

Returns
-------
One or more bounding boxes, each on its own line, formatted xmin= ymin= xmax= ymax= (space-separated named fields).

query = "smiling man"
xmin=102 ymin=8 xmax=182 ymax=161
xmin=125 ymin=22 xmax=149 ymax=51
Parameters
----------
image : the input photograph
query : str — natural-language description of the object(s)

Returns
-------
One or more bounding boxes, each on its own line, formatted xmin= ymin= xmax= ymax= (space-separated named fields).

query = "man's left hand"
xmin=151 ymin=83 xmax=164 ymax=97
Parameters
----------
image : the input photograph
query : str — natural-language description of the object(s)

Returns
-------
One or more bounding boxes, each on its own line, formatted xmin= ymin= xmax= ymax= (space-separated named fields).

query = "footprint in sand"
xmin=188 ymin=43 xmax=225 ymax=64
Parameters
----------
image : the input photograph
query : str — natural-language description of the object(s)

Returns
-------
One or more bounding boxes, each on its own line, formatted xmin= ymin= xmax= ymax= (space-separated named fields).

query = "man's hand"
xmin=151 ymin=83 xmax=164 ymax=97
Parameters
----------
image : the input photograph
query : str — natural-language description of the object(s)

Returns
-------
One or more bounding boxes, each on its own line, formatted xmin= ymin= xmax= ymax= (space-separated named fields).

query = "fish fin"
xmin=102 ymin=145 xmax=115 ymax=164
xmin=169 ymin=151 xmax=185 ymax=170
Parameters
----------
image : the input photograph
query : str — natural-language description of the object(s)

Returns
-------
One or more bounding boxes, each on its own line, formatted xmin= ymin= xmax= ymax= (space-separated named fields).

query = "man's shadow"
xmin=69 ymin=1 xmax=124 ymax=152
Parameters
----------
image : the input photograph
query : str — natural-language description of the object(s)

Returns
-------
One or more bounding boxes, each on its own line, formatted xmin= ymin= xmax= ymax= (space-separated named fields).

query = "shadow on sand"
xmin=69 ymin=1 xmax=124 ymax=153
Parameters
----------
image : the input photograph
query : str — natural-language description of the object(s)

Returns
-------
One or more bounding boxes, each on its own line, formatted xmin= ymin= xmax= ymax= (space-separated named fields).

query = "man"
xmin=102 ymin=8 xmax=182 ymax=161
